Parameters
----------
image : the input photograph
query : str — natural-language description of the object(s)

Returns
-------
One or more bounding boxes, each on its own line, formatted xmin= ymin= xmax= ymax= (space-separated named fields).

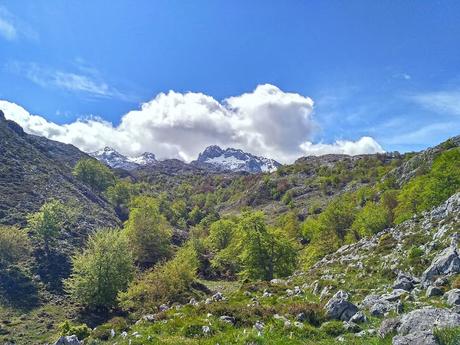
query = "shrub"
xmin=282 ymin=302 xmax=325 ymax=326
xmin=0 ymin=225 xmax=31 ymax=267
xmin=65 ymin=228 xmax=134 ymax=309
xmin=407 ymin=246 xmax=424 ymax=265
xmin=320 ymin=320 xmax=345 ymax=336
xmin=119 ymin=245 xmax=199 ymax=315
xmin=197 ymin=303 xmax=276 ymax=326
xmin=59 ymin=320 xmax=91 ymax=340
xmin=73 ymin=158 xmax=115 ymax=192
xmin=91 ymin=317 xmax=128 ymax=340
xmin=26 ymin=200 xmax=69 ymax=254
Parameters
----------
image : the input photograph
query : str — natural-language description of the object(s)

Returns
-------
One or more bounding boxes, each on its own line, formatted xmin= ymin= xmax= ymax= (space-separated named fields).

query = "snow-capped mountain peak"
xmin=129 ymin=152 xmax=157 ymax=165
xmin=89 ymin=147 xmax=157 ymax=170
xmin=195 ymin=145 xmax=281 ymax=173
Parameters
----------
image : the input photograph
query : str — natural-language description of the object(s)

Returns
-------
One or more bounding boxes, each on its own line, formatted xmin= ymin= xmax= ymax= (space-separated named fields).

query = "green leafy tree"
xmin=207 ymin=219 xmax=235 ymax=251
xmin=73 ymin=158 xmax=115 ymax=192
xmin=237 ymin=212 xmax=297 ymax=280
xmin=65 ymin=228 xmax=134 ymax=309
xmin=125 ymin=196 xmax=173 ymax=267
xmin=0 ymin=225 xmax=31 ymax=268
xmin=119 ymin=245 xmax=198 ymax=315
xmin=27 ymin=200 xmax=68 ymax=255
xmin=106 ymin=180 xmax=136 ymax=220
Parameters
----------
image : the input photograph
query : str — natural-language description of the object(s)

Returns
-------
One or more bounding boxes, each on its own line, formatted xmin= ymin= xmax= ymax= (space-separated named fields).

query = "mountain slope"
xmin=193 ymin=145 xmax=281 ymax=173
xmin=0 ymin=110 xmax=118 ymax=231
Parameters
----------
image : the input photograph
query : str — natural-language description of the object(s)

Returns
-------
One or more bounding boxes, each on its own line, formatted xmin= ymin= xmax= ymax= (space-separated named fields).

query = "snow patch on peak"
xmin=195 ymin=145 xmax=281 ymax=173
xmin=90 ymin=147 xmax=157 ymax=170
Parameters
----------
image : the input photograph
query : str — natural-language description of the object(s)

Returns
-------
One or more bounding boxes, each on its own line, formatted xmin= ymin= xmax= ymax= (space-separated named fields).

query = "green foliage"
xmin=277 ymin=212 xmax=301 ymax=240
xmin=106 ymin=180 xmax=137 ymax=220
xmin=65 ymin=228 xmax=134 ymax=309
xmin=91 ymin=317 xmax=128 ymax=341
xmin=407 ymin=246 xmax=424 ymax=264
xmin=237 ymin=212 xmax=297 ymax=280
xmin=207 ymin=219 xmax=236 ymax=251
xmin=59 ymin=320 xmax=91 ymax=339
xmin=434 ymin=327 xmax=460 ymax=345
xmin=301 ymin=195 xmax=355 ymax=268
xmin=283 ymin=302 xmax=325 ymax=326
xmin=26 ymin=200 xmax=68 ymax=253
xmin=119 ymin=245 xmax=199 ymax=315
xmin=125 ymin=196 xmax=173 ymax=267
xmin=320 ymin=320 xmax=345 ymax=336
xmin=73 ymin=158 xmax=115 ymax=192
xmin=0 ymin=225 xmax=31 ymax=267
xmin=395 ymin=148 xmax=460 ymax=223
xmin=351 ymin=201 xmax=391 ymax=239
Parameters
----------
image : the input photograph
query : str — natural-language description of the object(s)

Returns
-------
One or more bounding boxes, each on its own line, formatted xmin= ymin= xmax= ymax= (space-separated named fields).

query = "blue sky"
xmin=1 ymin=1 xmax=460 ymax=162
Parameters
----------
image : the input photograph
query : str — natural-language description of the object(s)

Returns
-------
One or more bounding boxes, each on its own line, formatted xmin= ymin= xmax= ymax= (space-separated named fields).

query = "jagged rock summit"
xmin=193 ymin=145 xmax=281 ymax=173
xmin=90 ymin=144 xmax=281 ymax=173
xmin=89 ymin=147 xmax=157 ymax=170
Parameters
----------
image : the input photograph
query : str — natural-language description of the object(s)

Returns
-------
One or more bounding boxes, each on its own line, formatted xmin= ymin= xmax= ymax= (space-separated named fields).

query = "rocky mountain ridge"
xmin=193 ymin=145 xmax=281 ymax=173
xmin=89 ymin=147 xmax=157 ymax=170
xmin=89 ymin=145 xmax=281 ymax=173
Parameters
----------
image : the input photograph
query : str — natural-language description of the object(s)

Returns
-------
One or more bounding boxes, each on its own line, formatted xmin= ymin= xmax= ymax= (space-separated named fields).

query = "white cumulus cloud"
xmin=300 ymin=137 xmax=384 ymax=156
xmin=0 ymin=84 xmax=384 ymax=163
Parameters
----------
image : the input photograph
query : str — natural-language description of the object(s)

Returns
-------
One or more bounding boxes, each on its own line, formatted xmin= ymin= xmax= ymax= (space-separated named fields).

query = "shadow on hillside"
xmin=34 ymin=250 xmax=71 ymax=293
xmin=0 ymin=267 xmax=39 ymax=311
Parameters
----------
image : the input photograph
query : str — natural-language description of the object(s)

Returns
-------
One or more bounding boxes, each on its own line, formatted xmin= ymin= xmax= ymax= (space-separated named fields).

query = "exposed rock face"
xmin=392 ymin=331 xmax=437 ymax=345
xmin=193 ymin=145 xmax=281 ymax=173
xmin=53 ymin=335 xmax=82 ymax=345
xmin=324 ymin=290 xmax=358 ymax=321
xmin=425 ymin=286 xmax=443 ymax=298
xmin=362 ymin=294 xmax=396 ymax=317
xmin=379 ymin=317 xmax=401 ymax=338
xmin=393 ymin=273 xmax=416 ymax=292
xmin=444 ymin=289 xmax=460 ymax=306
xmin=396 ymin=307 xmax=460 ymax=342
xmin=421 ymin=245 xmax=460 ymax=287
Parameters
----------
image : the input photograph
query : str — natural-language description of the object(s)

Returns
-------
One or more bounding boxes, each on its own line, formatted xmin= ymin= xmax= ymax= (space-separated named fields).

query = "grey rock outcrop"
xmin=53 ymin=335 xmax=82 ymax=345
xmin=324 ymin=290 xmax=358 ymax=321
xmin=379 ymin=317 xmax=401 ymax=338
xmin=390 ymin=307 xmax=460 ymax=344
xmin=392 ymin=331 xmax=437 ymax=345
xmin=393 ymin=273 xmax=416 ymax=292
xmin=425 ymin=286 xmax=443 ymax=297
xmin=219 ymin=315 xmax=236 ymax=325
xmin=397 ymin=307 xmax=460 ymax=335
xmin=421 ymin=245 xmax=460 ymax=287
xmin=444 ymin=289 xmax=460 ymax=306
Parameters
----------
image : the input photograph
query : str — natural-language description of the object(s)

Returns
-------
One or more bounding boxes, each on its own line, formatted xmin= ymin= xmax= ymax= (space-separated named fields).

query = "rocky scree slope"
xmin=302 ymin=191 xmax=460 ymax=344
xmin=0 ymin=110 xmax=119 ymax=231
